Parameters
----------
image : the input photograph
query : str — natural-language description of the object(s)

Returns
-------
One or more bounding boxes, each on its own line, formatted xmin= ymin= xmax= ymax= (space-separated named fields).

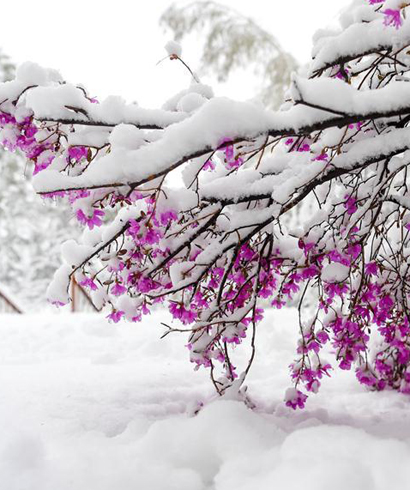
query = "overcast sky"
xmin=1 ymin=0 xmax=350 ymax=107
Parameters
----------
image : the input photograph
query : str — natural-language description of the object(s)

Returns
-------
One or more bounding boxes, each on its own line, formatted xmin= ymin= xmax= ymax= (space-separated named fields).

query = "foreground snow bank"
xmin=0 ymin=309 xmax=410 ymax=489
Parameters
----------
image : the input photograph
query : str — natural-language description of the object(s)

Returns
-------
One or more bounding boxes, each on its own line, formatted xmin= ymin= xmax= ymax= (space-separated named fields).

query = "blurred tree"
xmin=160 ymin=1 xmax=298 ymax=109
xmin=0 ymin=51 xmax=76 ymax=309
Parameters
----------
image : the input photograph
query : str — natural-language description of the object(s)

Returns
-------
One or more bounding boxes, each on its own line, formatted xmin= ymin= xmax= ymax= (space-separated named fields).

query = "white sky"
xmin=1 ymin=0 xmax=350 ymax=107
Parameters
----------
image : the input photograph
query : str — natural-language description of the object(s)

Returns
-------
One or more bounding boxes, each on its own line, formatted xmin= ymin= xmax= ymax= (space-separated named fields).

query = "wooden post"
xmin=0 ymin=288 xmax=23 ymax=314
xmin=70 ymin=278 xmax=100 ymax=313
xmin=71 ymin=278 xmax=76 ymax=313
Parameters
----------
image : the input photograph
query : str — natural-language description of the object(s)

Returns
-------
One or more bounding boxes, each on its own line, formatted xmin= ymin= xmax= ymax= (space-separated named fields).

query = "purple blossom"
xmin=271 ymin=297 xmax=286 ymax=309
xmin=382 ymin=9 xmax=403 ymax=29
xmin=76 ymin=209 xmax=105 ymax=229
xmin=68 ymin=146 xmax=88 ymax=162
xmin=160 ymin=210 xmax=178 ymax=226
xmin=335 ymin=66 xmax=349 ymax=80
xmin=344 ymin=195 xmax=358 ymax=215
xmin=356 ymin=367 xmax=378 ymax=387
xmin=111 ymin=283 xmax=127 ymax=296
xmin=127 ymin=219 xmax=141 ymax=237
xmin=313 ymin=152 xmax=328 ymax=162
xmin=203 ymin=159 xmax=216 ymax=171
xmin=285 ymin=389 xmax=308 ymax=410
xmin=297 ymin=143 xmax=310 ymax=152
xmin=107 ymin=310 xmax=124 ymax=323
xmin=365 ymin=262 xmax=379 ymax=276
xmin=79 ymin=278 xmax=98 ymax=291
xmin=169 ymin=302 xmax=197 ymax=325
xmin=144 ymin=228 xmax=161 ymax=245
xmin=137 ymin=277 xmax=159 ymax=293
xmin=42 ymin=191 xmax=66 ymax=200
xmin=68 ymin=190 xmax=90 ymax=204
xmin=50 ymin=299 xmax=67 ymax=307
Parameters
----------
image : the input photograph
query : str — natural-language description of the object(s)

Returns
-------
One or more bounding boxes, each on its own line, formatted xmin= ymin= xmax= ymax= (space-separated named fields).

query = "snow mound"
xmin=0 ymin=308 xmax=410 ymax=489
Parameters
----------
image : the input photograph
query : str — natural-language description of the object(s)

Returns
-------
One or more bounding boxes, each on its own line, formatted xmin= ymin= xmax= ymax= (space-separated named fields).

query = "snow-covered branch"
xmin=2 ymin=0 xmax=410 ymax=408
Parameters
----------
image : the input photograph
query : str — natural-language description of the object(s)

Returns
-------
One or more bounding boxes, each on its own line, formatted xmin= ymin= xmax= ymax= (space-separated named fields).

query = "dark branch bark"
xmin=38 ymin=117 xmax=170 ymax=131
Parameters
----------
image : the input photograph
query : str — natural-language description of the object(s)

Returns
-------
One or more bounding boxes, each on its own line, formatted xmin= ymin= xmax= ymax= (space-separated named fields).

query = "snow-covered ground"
xmin=1 ymin=308 xmax=410 ymax=490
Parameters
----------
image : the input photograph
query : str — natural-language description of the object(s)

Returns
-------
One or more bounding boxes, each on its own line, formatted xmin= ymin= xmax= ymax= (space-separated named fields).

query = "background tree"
xmin=0 ymin=0 xmax=409 ymax=407
xmin=160 ymin=1 xmax=298 ymax=109
xmin=161 ymin=1 xmax=307 ymax=238
xmin=0 ymin=50 xmax=76 ymax=308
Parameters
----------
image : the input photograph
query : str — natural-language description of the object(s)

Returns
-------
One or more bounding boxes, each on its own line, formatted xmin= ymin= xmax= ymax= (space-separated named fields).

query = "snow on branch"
xmin=2 ymin=0 xmax=410 ymax=409
xmin=311 ymin=15 xmax=410 ymax=74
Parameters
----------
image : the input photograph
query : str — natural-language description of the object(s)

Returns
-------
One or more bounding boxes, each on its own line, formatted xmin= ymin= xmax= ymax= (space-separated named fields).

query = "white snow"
xmin=1 ymin=308 xmax=410 ymax=489
xmin=293 ymin=75 xmax=410 ymax=118
xmin=109 ymin=123 xmax=146 ymax=150
xmin=311 ymin=16 xmax=410 ymax=73
xmin=24 ymin=84 xmax=187 ymax=128
xmin=322 ymin=263 xmax=350 ymax=283
xmin=165 ymin=40 xmax=182 ymax=58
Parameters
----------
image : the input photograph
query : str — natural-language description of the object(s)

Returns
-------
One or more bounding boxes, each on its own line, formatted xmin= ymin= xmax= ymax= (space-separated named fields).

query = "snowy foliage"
xmin=0 ymin=48 xmax=14 ymax=83
xmin=160 ymin=1 xmax=298 ymax=108
xmin=0 ymin=53 xmax=76 ymax=308
xmin=0 ymin=152 xmax=76 ymax=308
xmin=1 ymin=0 xmax=410 ymax=407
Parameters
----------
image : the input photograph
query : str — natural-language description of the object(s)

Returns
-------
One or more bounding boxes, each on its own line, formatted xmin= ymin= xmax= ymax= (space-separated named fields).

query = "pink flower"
xmin=356 ymin=367 xmax=378 ymax=387
xmin=219 ymin=137 xmax=234 ymax=159
xmin=285 ymin=389 xmax=308 ymax=410
xmin=127 ymin=219 xmax=140 ymax=237
xmin=137 ymin=277 xmax=159 ymax=293
xmin=344 ymin=195 xmax=357 ymax=215
xmin=33 ymin=155 xmax=54 ymax=175
xmin=68 ymin=190 xmax=90 ymax=204
xmin=50 ymin=299 xmax=67 ymax=307
xmin=271 ymin=297 xmax=286 ymax=309
xmin=346 ymin=243 xmax=361 ymax=259
xmin=169 ymin=302 xmax=197 ymax=324
xmin=144 ymin=228 xmax=161 ymax=245
xmin=313 ymin=152 xmax=328 ymax=161
xmin=107 ymin=310 xmax=124 ymax=323
xmin=301 ymin=266 xmax=319 ymax=280
xmin=339 ymin=359 xmax=352 ymax=370
xmin=68 ymin=146 xmax=88 ymax=162
xmin=382 ymin=9 xmax=403 ymax=29
xmin=335 ymin=66 xmax=349 ymax=80
xmin=307 ymin=340 xmax=320 ymax=353
xmin=111 ymin=283 xmax=127 ymax=296
xmin=203 ymin=159 xmax=216 ymax=171
xmin=76 ymin=209 xmax=104 ymax=229
xmin=316 ymin=330 xmax=329 ymax=344
xmin=160 ymin=210 xmax=178 ymax=226
xmin=42 ymin=191 xmax=66 ymax=200
xmin=79 ymin=277 xmax=98 ymax=291
xmin=365 ymin=262 xmax=379 ymax=276
xmin=227 ymin=156 xmax=244 ymax=169
xmin=297 ymin=143 xmax=310 ymax=152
